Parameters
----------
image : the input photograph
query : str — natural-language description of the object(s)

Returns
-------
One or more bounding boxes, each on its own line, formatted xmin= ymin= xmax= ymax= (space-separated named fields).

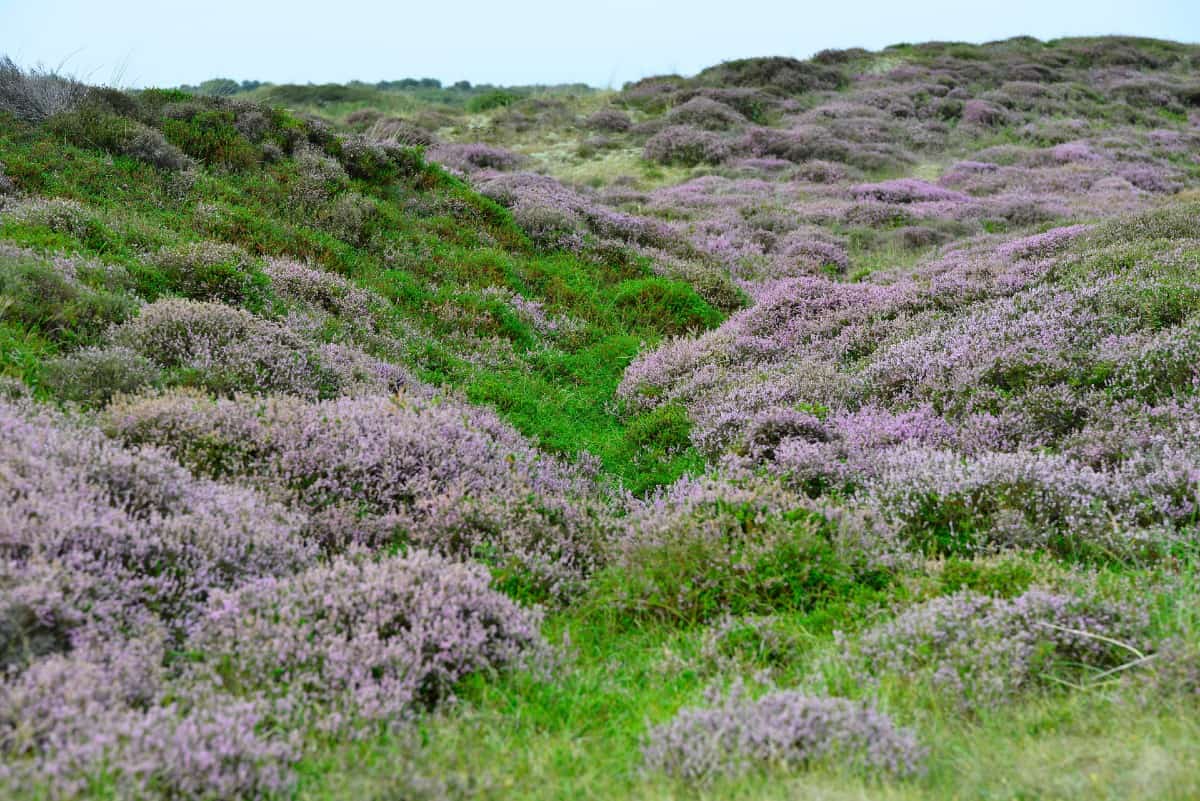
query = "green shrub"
xmin=592 ymin=500 xmax=888 ymax=626
xmin=0 ymin=249 xmax=135 ymax=346
xmin=467 ymin=90 xmax=518 ymax=113
xmin=161 ymin=108 xmax=260 ymax=170
xmin=40 ymin=345 xmax=160 ymax=407
xmin=146 ymin=241 xmax=270 ymax=307
xmin=47 ymin=107 xmax=193 ymax=171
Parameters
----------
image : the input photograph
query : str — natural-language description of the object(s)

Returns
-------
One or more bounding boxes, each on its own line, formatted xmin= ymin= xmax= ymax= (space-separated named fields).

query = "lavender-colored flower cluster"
xmin=191 ymin=550 xmax=545 ymax=725
xmin=0 ymin=392 xmax=551 ymax=795
xmin=105 ymin=388 xmax=608 ymax=596
xmin=848 ymin=588 xmax=1151 ymax=709
xmin=615 ymin=206 xmax=1200 ymax=556
xmin=643 ymin=684 xmax=924 ymax=782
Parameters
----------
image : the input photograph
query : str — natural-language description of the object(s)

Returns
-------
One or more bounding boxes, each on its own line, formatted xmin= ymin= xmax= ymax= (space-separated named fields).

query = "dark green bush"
xmin=467 ymin=90 xmax=518 ymax=113
xmin=161 ymin=108 xmax=260 ymax=170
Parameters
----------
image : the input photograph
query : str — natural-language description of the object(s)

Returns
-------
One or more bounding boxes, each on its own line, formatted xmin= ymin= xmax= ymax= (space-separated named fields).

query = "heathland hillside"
xmin=1 ymin=35 xmax=1199 ymax=800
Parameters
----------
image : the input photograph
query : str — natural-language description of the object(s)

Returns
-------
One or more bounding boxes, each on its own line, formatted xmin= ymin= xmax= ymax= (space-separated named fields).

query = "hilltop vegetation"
xmin=1 ymin=35 xmax=1199 ymax=800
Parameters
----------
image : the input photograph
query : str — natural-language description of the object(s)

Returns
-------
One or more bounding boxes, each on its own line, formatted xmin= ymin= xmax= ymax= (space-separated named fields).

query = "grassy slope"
xmin=0 ymin=102 xmax=710 ymax=492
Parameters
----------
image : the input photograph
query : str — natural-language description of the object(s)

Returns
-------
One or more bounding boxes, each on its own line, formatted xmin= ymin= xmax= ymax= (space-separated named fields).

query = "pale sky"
xmin=1 ymin=0 xmax=1198 ymax=89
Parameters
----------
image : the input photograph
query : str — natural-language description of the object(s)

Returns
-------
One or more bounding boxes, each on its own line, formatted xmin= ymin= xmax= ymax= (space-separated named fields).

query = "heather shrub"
xmin=0 ymin=56 xmax=87 ymax=123
xmin=861 ymin=446 xmax=1181 ymax=559
xmin=318 ymin=190 xmax=381 ymax=245
xmin=595 ymin=475 xmax=894 ymax=624
xmin=644 ymin=126 xmax=732 ymax=166
xmin=643 ymin=685 xmax=924 ymax=782
xmin=159 ymin=105 xmax=261 ymax=171
xmin=676 ymin=88 xmax=778 ymax=123
xmin=104 ymin=390 xmax=608 ymax=598
xmin=0 ymin=641 xmax=299 ymax=800
xmin=290 ymin=144 xmax=350 ymax=208
xmin=189 ymin=550 xmax=546 ymax=725
xmin=146 ymin=241 xmax=269 ymax=306
xmin=851 ymin=179 xmax=968 ymax=204
xmin=263 ymin=257 xmax=379 ymax=323
xmin=848 ymin=588 xmax=1151 ymax=709
xmin=48 ymin=107 xmax=195 ymax=171
xmin=0 ymin=245 xmax=135 ymax=345
xmin=427 ymin=142 xmax=525 ymax=173
xmin=583 ymin=108 xmax=632 ymax=132
xmin=666 ymin=97 xmax=747 ymax=131
xmin=109 ymin=298 xmax=335 ymax=398
xmin=121 ymin=121 xmax=194 ymax=170
xmin=0 ymin=398 xmax=315 ymax=639
xmin=40 ymin=346 xmax=160 ymax=407
xmin=335 ymin=133 xmax=421 ymax=182
xmin=696 ymin=57 xmax=845 ymax=94
xmin=961 ymin=99 xmax=1008 ymax=127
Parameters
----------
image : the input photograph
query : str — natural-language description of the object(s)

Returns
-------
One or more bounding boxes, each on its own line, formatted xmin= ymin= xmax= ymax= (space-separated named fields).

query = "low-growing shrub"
xmin=666 ymin=97 xmax=748 ymax=131
xmin=427 ymin=143 xmax=525 ymax=173
xmin=848 ymin=588 xmax=1151 ymax=709
xmin=0 ymin=245 xmax=135 ymax=345
xmin=108 ymin=298 xmax=333 ymax=398
xmin=695 ymin=56 xmax=846 ymax=94
xmin=583 ymin=108 xmax=632 ymax=132
xmin=40 ymin=345 xmax=160 ymax=407
xmin=644 ymin=126 xmax=732 ymax=166
xmin=104 ymin=389 xmax=609 ymax=598
xmin=0 ymin=398 xmax=315 ymax=639
xmin=0 ymin=641 xmax=299 ymax=799
xmin=643 ymin=684 xmax=924 ymax=782
xmin=594 ymin=475 xmax=895 ymax=624
xmin=189 ymin=550 xmax=546 ymax=724
xmin=146 ymin=241 xmax=269 ymax=306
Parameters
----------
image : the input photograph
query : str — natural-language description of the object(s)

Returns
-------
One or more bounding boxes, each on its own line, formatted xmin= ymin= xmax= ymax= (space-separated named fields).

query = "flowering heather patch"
xmin=39 ymin=345 xmax=160 ymax=406
xmin=0 ymin=397 xmax=315 ymax=639
xmin=848 ymin=588 xmax=1151 ymax=709
xmin=105 ymin=389 xmax=609 ymax=597
xmin=146 ymin=241 xmax=268 ymax=306
xmin=426 ymin=142 xmax=526 ymax=174
xmin=643 ymin=684 xmax=924 ymax=782
xmin=583 ymin=108 xmax=632 ymax=132
xmin=190 ymin=550 xmax=546 ymax=726
xmin=0 ymin=643 xmax=299 ymax=800
xmin=4 ymin=35 xmax=1200 ymax=799
xmin=110 ymin=298 xmax=336 ymax=398
xmin=265 ymin=257 xmax=377 ymax=317
xmin=850 ymin=179 xmax=969 ymax=205
xmin=665 ymin=97 xmax=748 ymax=131
xmin=644 ymin=126 xmax=733 ymax=166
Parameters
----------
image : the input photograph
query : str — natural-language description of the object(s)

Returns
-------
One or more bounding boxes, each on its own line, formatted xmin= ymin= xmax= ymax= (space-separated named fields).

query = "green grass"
xmin=293 ymin=556 xmax=1200 ymax=801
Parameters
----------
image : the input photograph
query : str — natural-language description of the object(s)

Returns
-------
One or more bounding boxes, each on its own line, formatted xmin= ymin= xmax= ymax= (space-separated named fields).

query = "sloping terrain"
xmin=1 ymin=36 xmax=1199 ymax=800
